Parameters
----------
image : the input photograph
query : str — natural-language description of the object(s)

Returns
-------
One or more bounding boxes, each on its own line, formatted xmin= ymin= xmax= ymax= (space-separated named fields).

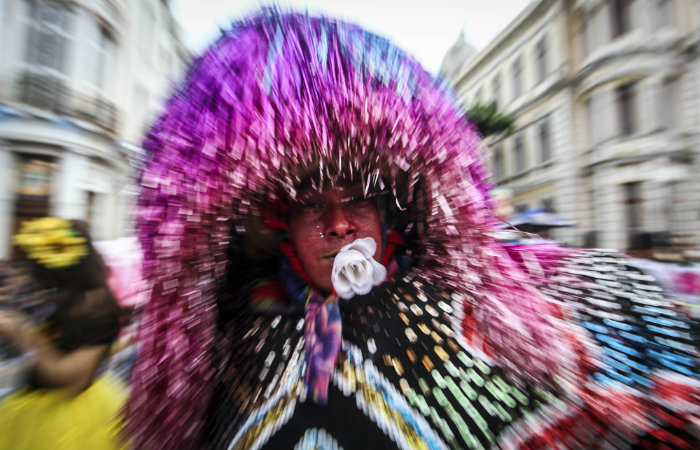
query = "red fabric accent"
xmin=250 ymin=279 xmax=288 ymax=303
xmin=279 ymin=240 xmax=313 ymax=284
xmin=382 ymin=230 xmax=405 ymax=267
xmin=261 ymin=205 xmax=311 ymax=283
xmin=262 ymin=207 xmax=290 ymax=231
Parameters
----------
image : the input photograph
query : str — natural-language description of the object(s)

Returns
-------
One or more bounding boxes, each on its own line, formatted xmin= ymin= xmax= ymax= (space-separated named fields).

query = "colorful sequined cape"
xmin=206 ymin=250 xmax=699 ymax=450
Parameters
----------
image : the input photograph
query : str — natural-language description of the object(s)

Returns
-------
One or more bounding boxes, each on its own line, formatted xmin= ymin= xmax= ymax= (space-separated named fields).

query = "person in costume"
xmin=126 ymin=9 xmax=699 ymax=450
xmin=0 ymin=218 xmax=127 ymax=450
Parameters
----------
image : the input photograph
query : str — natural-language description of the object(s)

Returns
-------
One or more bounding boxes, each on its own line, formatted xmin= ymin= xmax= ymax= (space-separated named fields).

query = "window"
xmin=12 ymin=155 xmax=55 ymax=260
xmin=616 ymin=83 xmax=636 ymax=136
xmin=15 ymin=155 xmax=55 ymax=197
xmin=86 ymin=191 xmax=96 ymax=229
xmin=577 ymin=19 xmax=588 ymax=59
xmin=535 ymin=37 xmax=548 ymax=83
xmin=612 ymin=0 xmax=631 ymax=38
xmin=541 ymin=197 xmax=555 ymax=212
xmin=585 ymin=12 xmax=597 ymax=55
xmin=86 ymin=20 xmax=113 ymax=91
xmin=492 ymin=145 xmax=504 ymax=181
xmin=664 ymin=181 xmax=678 ymax=232
xmin=511 ymin=57 xmax=522 ymax=100
xmin=539 ymin=120 xmax=551 ymax=162
xmin=492 ymin=73 xmax=501 ymax=106
xmin=20 ymin=1 xmax=73 ymax=110
xmin=623 ymin=182 xmax=642 ymax=246
xmin=586 ymin=97 xmax=595 ymax=145
xmin=25 ymin=1 xmax=71 ymax=72
xmin=658 ymin=77 xmax=679 ymax=130
xmin=513 ymin=135 xmax=525 ymax=173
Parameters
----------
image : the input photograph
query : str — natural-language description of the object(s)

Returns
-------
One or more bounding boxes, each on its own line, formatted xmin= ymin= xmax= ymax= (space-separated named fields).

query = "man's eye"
xmin=300 ymin=201 xmax=324 ymax=209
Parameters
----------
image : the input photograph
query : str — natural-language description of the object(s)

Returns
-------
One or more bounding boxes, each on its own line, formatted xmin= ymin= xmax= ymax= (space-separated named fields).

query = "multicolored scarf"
xmin=277 ymin=231 xmax=405 ymax=404
xmin=303 ymin=290 xmax=342 ymax=404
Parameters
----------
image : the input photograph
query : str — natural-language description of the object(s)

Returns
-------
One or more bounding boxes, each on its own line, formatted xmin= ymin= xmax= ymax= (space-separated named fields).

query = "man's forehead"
xmin=297 ymin=183 xmax=365 ymax=200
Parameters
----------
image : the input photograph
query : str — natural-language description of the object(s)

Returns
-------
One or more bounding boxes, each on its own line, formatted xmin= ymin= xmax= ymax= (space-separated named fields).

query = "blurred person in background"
xmin=627 ymin=232 xmax=700 ymax=316
xmin=126 ymin=9 xmax=699 ymax=450
xmin=0 ymin=218 xmax=127 ymax=450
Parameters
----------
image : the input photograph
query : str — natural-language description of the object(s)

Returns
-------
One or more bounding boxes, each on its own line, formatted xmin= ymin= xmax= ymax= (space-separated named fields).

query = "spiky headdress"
xmin=127 ymin=9 xmax=577 ymax=449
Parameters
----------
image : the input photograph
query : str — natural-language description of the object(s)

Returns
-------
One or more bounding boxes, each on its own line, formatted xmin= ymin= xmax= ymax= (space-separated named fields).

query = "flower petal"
xmin=332 ymin=237 xmax=385 ymax=299
xmin=339 ymin=237 xmax=377 ymax=259
xmin=370 ymin=259 xmax=387 ymax=285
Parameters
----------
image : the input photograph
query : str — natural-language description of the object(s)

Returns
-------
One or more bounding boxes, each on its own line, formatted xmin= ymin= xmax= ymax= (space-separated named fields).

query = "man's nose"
xmin=324 ymin=204 xmax=356 ymax=238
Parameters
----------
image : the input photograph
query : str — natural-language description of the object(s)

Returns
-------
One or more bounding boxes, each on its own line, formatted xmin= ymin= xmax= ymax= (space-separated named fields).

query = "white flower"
xmin=331 ymin=237 xmax=387 ymax=299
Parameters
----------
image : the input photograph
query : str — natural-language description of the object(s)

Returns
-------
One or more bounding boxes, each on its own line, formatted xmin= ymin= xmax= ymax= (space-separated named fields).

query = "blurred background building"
xmin=441 ymin=0 xmax=700 ymax=250
xmin=1 ymin=0 xmax=698 ymax=257
xmin=0 ymin=0 xmax=189 ymax=259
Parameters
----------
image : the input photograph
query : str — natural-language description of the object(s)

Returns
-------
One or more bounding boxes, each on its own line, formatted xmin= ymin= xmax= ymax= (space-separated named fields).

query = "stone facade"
xmin=0 ymin=0 xmax=189 ymax=258
xmin=442 ymin=0 xmax=699 ymax=250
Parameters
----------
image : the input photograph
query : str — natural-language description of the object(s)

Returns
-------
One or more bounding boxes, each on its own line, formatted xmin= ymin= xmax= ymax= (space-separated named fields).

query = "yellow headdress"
xmin=12 ymin=217 xmax=88 ymax=269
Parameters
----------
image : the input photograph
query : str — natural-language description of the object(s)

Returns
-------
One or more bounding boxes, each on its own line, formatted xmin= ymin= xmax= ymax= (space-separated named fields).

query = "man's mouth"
xmin=322 ymin=251 xmax=340 ymax=260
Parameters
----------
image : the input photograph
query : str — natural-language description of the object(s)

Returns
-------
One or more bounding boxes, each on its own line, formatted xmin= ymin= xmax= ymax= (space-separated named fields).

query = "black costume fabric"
xmin=206 ymin=250 xmax=699 ymax=450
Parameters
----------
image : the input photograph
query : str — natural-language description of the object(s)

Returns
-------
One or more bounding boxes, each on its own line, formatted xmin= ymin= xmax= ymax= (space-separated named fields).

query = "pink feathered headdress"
xmin=127 ymin=9 xmax=578 ymax=449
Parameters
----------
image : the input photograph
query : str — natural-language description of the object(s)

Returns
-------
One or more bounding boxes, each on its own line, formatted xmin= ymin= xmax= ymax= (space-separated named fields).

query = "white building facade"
xmin=0 ymin=0 xmax=188 ymax=258
xmin=443 ymin=0 xmax=700 ymax=250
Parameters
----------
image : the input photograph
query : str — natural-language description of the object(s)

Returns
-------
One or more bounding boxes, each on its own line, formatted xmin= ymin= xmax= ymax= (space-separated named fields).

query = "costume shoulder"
xmin=502 ymin=248 xmax=700 ymax=450
xmin=559 ymin=250 xmax=698 ymax=384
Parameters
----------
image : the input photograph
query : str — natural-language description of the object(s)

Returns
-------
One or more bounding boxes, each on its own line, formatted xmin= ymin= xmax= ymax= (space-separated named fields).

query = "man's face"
xmin=288 ymin=185 xmax=383 ymax=294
